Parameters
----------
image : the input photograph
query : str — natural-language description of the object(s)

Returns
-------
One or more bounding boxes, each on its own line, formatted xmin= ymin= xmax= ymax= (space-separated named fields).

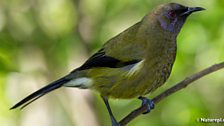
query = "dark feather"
xmin=10 ymin=76 xmax=70 ymax=110
xmin=75 ymin=49 xmax=141 ymax=71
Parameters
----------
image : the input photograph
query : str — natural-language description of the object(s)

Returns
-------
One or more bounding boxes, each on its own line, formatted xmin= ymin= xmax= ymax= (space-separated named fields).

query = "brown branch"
xmin=119 ymin=62 xmax=224 ymax=126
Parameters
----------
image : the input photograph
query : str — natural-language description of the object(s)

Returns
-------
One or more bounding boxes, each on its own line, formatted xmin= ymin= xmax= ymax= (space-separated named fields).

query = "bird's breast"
xmin=140 ymin=43 xmax=177 ymax=94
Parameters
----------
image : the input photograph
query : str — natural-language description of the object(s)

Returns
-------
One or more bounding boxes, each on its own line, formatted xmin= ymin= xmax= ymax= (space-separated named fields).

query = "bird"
xmin=10 ymin=3 xmax=205 ymax=126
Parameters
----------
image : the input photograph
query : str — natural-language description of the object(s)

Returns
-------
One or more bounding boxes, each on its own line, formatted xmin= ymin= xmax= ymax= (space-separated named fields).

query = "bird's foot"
xmin=138 ymin=96 xmax=155 ymax=114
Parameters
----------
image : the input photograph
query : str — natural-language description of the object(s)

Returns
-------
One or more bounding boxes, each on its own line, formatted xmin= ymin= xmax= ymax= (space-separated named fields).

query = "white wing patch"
xmin=126 ymin=60 xmax=144 ymax=77
xmin=64 ymin=77 xmax=93 ymax=89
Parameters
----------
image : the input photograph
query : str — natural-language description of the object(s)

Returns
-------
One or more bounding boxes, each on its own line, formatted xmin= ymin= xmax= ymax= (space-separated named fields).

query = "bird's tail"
xmin=10 ymin=76 xmax=70 ymax=110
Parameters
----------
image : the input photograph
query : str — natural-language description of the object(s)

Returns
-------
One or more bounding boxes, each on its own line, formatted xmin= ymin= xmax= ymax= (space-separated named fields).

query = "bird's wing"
xmin=72 ymin=21 xmax=145 ymax=72
xmin=73 ymin=49 xmax=141 ymax=72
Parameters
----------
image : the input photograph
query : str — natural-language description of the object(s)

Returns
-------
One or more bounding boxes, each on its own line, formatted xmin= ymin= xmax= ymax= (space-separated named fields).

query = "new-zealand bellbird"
xmin=10 ymin=3 xmax=205 ymax=126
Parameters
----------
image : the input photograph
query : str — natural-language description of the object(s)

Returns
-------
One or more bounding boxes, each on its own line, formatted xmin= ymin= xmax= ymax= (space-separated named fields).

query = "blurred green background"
xmin=0 ymin=0 xmax=224 ymax=126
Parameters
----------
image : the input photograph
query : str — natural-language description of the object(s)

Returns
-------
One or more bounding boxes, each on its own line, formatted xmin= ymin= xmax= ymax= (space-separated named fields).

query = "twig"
xmin=119 ymin=62 xmax=224 ymax=126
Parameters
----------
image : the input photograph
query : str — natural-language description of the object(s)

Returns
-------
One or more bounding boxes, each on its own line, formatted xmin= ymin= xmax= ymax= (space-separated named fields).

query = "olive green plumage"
xmin=75 ymin=4 xmax=181 ymax=98
xmin=85 ymin=18 xmax=177 ymax=98
xmin=10 ymin=3 xmax=205 ymax=125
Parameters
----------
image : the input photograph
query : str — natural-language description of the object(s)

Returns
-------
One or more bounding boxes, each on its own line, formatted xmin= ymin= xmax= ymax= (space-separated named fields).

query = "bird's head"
xmin=152 ymin=3 xmax=205 ymax=34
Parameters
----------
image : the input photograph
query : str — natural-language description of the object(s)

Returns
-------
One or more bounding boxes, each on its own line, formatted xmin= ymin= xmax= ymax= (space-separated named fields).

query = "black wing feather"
xmin=75 ymin=49 xmax=141 ymax=71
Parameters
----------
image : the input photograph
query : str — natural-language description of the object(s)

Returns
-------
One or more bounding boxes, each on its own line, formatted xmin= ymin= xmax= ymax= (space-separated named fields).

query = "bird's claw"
xmin=138 ymin=96 xmax=155 ymax=114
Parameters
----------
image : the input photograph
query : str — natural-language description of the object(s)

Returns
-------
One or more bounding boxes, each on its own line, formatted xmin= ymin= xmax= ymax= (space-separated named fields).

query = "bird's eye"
xmin=168 ymin=10 xmax=176 ymax=19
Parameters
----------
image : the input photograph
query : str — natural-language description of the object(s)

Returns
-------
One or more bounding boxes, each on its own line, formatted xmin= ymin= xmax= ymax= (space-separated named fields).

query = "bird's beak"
xmin=180 ymin=7 xmax=205 ymax=16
